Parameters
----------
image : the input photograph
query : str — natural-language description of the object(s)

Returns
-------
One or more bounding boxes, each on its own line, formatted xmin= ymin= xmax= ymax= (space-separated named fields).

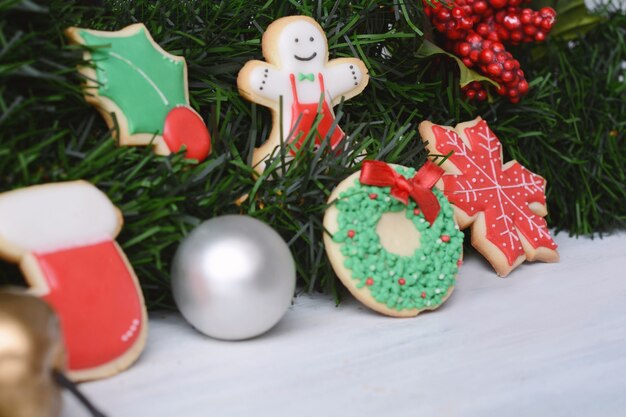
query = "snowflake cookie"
xmin=419 ymin=117 xmax=559 ymax=277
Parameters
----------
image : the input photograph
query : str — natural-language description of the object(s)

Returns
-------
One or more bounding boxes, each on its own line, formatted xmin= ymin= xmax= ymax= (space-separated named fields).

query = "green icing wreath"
xmin=332 ymin=166 xmax=464 ymax=311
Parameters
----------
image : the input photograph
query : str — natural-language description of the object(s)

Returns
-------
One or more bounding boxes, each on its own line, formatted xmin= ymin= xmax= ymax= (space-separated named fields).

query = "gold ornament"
xmin=0 ymin=289 xmax=65 ymax=417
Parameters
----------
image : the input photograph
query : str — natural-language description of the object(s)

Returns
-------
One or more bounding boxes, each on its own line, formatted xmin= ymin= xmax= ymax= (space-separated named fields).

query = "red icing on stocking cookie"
xmin=419 ymin=117 xmax=559 ymax=276
xmin=0 ymin=181 xmax=147 ymax=381
xmin=36 ymin=241 xmax=143 ymax=371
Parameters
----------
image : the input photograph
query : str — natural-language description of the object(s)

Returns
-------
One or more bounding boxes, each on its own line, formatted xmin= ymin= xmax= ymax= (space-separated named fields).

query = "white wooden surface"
xmin=63 ymin=232 xmax=626 ymax=417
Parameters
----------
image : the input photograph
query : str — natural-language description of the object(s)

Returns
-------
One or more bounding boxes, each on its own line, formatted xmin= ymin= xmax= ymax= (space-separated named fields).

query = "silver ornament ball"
xmin=171 ymin=215 xmax=296 ymax=340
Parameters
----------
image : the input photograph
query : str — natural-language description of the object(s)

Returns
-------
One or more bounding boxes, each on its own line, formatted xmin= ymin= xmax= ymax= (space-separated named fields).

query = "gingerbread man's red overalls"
xmin=288 ymin=73 xmax=345 ymax=154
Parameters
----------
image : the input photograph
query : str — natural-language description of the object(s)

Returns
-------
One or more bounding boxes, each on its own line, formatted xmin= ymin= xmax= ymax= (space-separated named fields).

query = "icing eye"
xmin=309 ymin=37 xmax=314 ymax=42
xmin=295 ymin=38 xmax=299 ymax=43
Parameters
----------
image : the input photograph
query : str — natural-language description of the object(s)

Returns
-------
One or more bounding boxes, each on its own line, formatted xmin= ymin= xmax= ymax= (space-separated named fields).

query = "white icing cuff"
xmin=0 ymin=181 xmax=120 ymax=254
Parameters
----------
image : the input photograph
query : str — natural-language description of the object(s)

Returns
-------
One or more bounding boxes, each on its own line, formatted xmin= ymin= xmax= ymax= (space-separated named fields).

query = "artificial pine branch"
xmin=1 ymin=0 xmax=624 ymax=308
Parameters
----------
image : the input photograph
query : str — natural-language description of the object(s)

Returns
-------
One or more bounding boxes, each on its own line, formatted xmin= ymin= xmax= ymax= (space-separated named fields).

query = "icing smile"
xmin=294 ymin=52 xmax=317 ymax=61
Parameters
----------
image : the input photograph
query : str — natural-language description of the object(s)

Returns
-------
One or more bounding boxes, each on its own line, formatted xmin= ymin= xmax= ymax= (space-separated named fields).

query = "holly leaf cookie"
xmin=0 ymin=181 xmax=148 ymax=381
xmin=237 ymin=16 xmax=369 ymax=173
xmin=66 ymin=23 xmax=211 ymax=161
xmin=419 ymin=117 xmax=559 ymax=277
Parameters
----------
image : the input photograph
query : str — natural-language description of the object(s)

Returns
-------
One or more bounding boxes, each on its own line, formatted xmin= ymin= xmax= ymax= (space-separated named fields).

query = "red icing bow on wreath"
xmin=360 ymin=160 xmax=444 ymax=225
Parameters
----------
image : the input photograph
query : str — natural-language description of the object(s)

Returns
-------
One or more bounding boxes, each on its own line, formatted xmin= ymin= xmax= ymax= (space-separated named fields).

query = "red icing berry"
xmin=163 ymin=106 xmax=212 ymax=161
xmin=441 ymin=235 xmax=451 ymax=242
xmin=413 ymin=208 xmax=421 ymax=216
xmin=366 ymin=277 xmax=374 ymax=286
xmin=398 ymin=278 xmax=406 ymax=286
xmin=347 ymin=230 xmax=356 ymax=238
xmin=369 ymin=193 xmax=378 ymax=199
xmin=421 ymin=292 xmax=427 ymax=299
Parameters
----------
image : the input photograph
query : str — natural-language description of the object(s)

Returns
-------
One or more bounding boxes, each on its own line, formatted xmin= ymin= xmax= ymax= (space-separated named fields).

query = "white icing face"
xmin=276 ymin=20 xmax=326 ymax=71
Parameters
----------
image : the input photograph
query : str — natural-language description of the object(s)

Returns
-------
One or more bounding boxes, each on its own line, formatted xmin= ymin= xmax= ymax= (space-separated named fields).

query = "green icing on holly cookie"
xmin=332 ymin=166 xmax=463 ymax=311
xmin=79 ymin=26 xmax=187 ymax=136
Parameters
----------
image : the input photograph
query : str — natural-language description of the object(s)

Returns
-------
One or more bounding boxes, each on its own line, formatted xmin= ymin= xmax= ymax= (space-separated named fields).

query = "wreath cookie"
xmin=324 ymin=161 xmax=464 ymax=317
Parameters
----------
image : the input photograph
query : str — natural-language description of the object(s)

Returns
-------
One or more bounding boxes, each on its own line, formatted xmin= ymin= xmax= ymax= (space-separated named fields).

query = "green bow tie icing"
xmin=298 ymin=73 xmax=315 ymax=82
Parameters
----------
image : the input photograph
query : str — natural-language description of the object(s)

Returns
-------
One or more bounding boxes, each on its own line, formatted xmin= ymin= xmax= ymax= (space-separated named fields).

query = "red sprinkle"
xmin=457 ymin=258 xmax=463 ymax=267
xmin=369 ymin=193 xmax=378 ymax=199
xmin=441 ymin=235 xmax=451 ymax=243
xmin=347 ymin=230 xmax=355 ymax=238
xmin=366 ymin=278 xmax=374 ymax=286
xmin=413 ymin=208 xmax=421 ymax=216
xmin=398 ymin=278 xmax=406 ymax=286
xmin=421 ymin=292 xmax=427 ymax=299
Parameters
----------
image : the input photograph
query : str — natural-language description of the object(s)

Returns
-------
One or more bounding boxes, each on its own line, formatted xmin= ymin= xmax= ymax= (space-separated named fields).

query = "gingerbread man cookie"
xmin=0 ymin=181 xmax=148 ymax=381
xmin=419 ymin=117 xmax=559 ymax=277
xmin=66 ymin=23 xmax=211 ymax=161
xmin=324 ymin=161 xmax=464 ymax=317
xmin=237 ymin=16 xmax=369 ymax=172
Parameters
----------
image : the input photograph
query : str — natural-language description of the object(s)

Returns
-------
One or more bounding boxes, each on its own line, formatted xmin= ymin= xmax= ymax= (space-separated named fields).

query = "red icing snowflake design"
xmin=419 ymin=117 xmax=559 ymax=276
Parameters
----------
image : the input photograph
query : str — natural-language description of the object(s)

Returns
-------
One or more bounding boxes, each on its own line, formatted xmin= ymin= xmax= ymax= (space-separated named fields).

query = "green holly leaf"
xmin=551 ymin=0 xmax=604 ymax=41
xmin=68 ymin=23 xmax=188 ymax=137
xmin=417 ymin=40 xmax=500 ymax=89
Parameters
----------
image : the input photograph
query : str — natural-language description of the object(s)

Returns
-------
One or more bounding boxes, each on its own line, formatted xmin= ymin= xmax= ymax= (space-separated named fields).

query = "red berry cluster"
xmin=423 ymin=0 xmax=556 ymax=103
xmin=490 ymin=7 xmax=557 ymax=44
xmin=461 ymin=81 xmax=488 ymax=101
xmin=449 ymin=33 xmax=529 ymax=102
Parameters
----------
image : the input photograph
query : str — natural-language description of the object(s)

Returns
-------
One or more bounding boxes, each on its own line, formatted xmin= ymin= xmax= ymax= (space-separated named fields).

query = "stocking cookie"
xmin=324 ymin=161 xmax=464 ymax=317
xmin=66 ymin=23 xmax=211 ymax=161
xmin=237 ymin=16 xmax=369 ymax=172
xmin=0 ymin=181 xmax=148 ymax=381
xmin=419 ymin=117 xmax=559 ymax=277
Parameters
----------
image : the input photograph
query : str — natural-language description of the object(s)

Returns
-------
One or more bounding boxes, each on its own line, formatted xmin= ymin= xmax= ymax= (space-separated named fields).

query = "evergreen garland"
xmin=1 ymin=0 xmax=624 ymax=308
